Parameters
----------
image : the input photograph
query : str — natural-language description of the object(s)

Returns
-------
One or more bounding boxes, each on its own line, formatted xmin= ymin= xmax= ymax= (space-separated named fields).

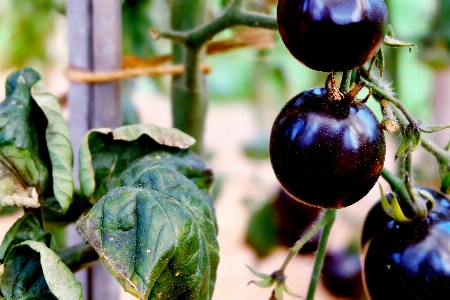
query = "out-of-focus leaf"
xmin=122 ymin=0 xmax=156 ymax=58
xmin=245 ymin=201 xmax=279 ymax=258
xmin=78 ymin=124 xmax=198 ymax=204
xmin=420 ymin=0 xmax=450 ymax=70
xmin=0 ymin=213 xmax=56 ymax=262
xmin=0 ymin=241 xmax=83 ymax=300
xmin=0 ymin=1 xmax=56 ymax=69
xmin=77 ymin=167 xmax=219 ymax=300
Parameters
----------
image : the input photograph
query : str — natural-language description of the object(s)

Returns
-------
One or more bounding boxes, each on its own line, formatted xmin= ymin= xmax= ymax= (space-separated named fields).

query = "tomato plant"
xmin=277 ymin=0 xmax=389 ymax=71
xmin=0 ymin=1 xmax=450 ymax=300
xmin=361 ymin=187 xmax=450 ymax=300
xmin=269 ymin=86 xmax=386 ymax=209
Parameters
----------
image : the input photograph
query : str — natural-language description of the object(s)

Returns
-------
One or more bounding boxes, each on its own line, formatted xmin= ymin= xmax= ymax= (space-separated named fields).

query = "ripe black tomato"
xmin=274 ymin=188 xmax=323 ymax=254
xmin=361 ymin=187 xmax=450 ymax=299
xmin=322 ymin=249 xmax=364 ymax=299
xmin=269 ymin=87 xmax=385 ymax=209
xmin=277 ymin=0 xmax=389 ymax=72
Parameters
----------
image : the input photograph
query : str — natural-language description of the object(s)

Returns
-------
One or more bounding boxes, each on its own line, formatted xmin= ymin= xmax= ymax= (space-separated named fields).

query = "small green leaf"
xmin=375 ymin=47 xmax=385 ymax=77
xmin=246 ymin=265 xmax=271 ymax=279
xmin=77 ymin=167 xmax=219 ymax=300
xmin=383 ymin=35 xmax=417 ymax=50
xmin=1 ymin=241 xmax=83 ymax=300
xmin=395 ymin=126 xmax=421 ymax=160
xmin=79 ymin=124 xmax=198 ymax=203
xmin=249 ymin=276 xmax=275 ymax=289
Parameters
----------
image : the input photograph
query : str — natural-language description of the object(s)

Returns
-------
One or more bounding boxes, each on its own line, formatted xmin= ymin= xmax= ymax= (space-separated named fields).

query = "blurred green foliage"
xmin=0 ymin=0 xmax=63 ymax=69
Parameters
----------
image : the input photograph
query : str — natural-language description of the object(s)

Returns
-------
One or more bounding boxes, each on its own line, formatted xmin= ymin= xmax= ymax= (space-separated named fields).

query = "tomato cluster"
xmin=271 ymin=0 xmax=388 ymax=209
xmin=270 ymin=1 xmax=450 ymax=299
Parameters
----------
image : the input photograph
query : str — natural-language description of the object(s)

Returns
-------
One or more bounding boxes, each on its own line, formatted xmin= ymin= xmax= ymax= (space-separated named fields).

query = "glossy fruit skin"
xmin=322 ymin=250 xmax=364 ymax=299
xmin=270 ymin=87 xmax=385 ymax=209
xmin=277 ymin=0 xmax=389 ymax=72
xmin=361 ymin=187 xmax=450 ymax=299
xmin=274 ymin=188 xmax=323 ymax=254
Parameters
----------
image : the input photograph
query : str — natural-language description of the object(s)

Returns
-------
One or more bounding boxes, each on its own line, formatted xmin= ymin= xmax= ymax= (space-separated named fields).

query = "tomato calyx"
xmin=325 ymin=72 xmax=372 ymax=106
xmin=247 ymin=266 xmax=299 ymax=299
xmin=379 ymin=169 xmax=435 ymax=222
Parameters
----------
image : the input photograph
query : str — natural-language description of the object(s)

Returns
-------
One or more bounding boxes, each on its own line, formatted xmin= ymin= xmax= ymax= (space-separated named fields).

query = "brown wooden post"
xmin=67 ymin=0 xmax=122 ymax=299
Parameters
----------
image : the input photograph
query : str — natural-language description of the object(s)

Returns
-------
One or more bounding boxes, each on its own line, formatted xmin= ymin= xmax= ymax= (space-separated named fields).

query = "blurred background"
xmin=0 ymin=0 xmax=449 ymax=299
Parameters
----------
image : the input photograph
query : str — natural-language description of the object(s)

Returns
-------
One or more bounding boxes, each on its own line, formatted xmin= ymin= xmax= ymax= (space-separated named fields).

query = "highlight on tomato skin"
xmin=269 ymin=87 xmax=386 ymax=209
xmin=360 ymin=187 xmax=450 ymax=300
xmin=277 ymin=0 xmax=389 ymax=72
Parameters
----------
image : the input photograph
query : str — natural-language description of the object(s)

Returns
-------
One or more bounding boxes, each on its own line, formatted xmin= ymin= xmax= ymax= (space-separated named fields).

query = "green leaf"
xmin=31 ymin=80 xmax=74 ymax=214
xmin=0 ymin=68 xmax=73 ymax=214
xmin=78 ymin=124 xmax=199 ymax=204
xmin=0 ymin=241 xmax=83 ymax=300
xmin=77 ymin=167 xmax=219 ymax=300
xmin=0 ymin=69 xmax=47 ymax=210
xmin=395 ymin=126 xmax=421 ymax=160
xmin=0 ymin=213 xmax=55 ymax=262
xmin=375 ymin=47 xmax=385 ymax=77
xmin=383 ymin=35 xmax=417 ymax=50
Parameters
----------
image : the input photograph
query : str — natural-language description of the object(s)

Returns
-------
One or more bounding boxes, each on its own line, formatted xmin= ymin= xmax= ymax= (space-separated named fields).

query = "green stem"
xmin=360 ymin=68 xmax=416 ymax=126
xmin=340 ymin=70 xmax=353 ymax=93
xmin=170 ymin=0 xmax=208 ymax=155
xmin=278 ymin=210 xmax=332 ymax=272
xmin=157 ymin=2 xmax=277 ymax=47
xmin=306 ymin=209 xmax=336 ymax=300
xmin=404 ymin=153 xmax=412 ymax=181
xmin=380 ymin=168 xmax=416 ymax=217
xmin=421 ymin=137 xmax=450 ymax=164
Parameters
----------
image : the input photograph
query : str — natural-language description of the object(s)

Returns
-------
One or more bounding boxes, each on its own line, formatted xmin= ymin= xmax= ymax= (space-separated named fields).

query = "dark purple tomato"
xmin=270 ymin=87 xmax=385 ymax=209
xmin=277 ymin=0 xmax=389 ymax=72
xmin=274 ymin=188 xmax=323 ymax=254
xmin=361 ymin=187 xmax=450 ymax=300
xmin=322 ymin=249 xmax=364 ymax=299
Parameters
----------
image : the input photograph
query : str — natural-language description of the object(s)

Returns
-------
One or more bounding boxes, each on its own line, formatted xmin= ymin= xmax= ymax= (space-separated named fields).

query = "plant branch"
xmin=278 ymin=209 xmax=334 ymax=272
xmin=154 ymin=3 xmax=277 ymax=47
xmin=360 ymin=68 xmax=416 ymax=126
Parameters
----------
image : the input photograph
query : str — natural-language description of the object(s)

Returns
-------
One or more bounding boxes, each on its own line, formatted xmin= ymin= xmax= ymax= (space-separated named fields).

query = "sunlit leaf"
xmin=77 ymin=166 xmax=219 ymax=300
xmin=78 ymin=124 xmax=205 ymax=204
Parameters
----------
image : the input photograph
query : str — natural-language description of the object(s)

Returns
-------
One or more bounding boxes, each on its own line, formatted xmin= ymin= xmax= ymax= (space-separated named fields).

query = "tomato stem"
xmin=306 ymin=209 xmax=336 ymax=300
xmin=339 ymin=70 xmax=353 ymax=93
